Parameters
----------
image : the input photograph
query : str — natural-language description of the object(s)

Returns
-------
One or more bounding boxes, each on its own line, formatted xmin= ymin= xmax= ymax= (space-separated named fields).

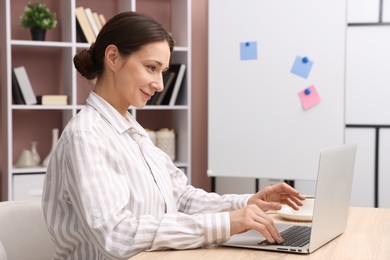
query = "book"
xmin=155 ymin=71 xmax=176 ymax=105
xmin=75 ymin=6 xmax=95 ymax=44
xmin=99 ymin=13 xmax=107 ymax=26
xmin=13 ymin=66 xmax=37 ymax=105
xmin=11 ymin=70 xmax=25 ymax=104
xmin=84 ymin=8 xmax=100 ymax=37
xmin=93 ymin=12 xmax=102 ymax=31
xmin=147 ymin=89 xmax=161 ymax=105
xmin=147 ymin=70 xmax=176 ymax=105
xmin=36 ymin=95 xmax=68 ymax=105
xmin=168 ymin=64 xmax=186 ymax=105
xmin=162 ymin=63 xmax=186 ymax=106
xmin=76 ymin=19 xmax=87 ymax=43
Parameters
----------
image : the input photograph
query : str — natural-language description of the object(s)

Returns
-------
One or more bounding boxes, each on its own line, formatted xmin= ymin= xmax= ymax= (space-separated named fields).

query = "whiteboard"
xmin=208 ymin=0 xmax=347 ymax=180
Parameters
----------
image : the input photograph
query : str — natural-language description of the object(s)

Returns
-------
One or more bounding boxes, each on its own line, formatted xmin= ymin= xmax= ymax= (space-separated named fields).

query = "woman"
xmin=42 ymin=11 xmax=304 ymax=259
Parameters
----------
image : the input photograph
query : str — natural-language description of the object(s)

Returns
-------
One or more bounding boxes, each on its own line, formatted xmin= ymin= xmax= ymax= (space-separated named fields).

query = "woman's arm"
xmin=62 ymin=130 xmax=232 ymax=258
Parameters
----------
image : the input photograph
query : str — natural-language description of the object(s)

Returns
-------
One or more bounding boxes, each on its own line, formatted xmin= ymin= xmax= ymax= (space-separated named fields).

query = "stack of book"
xmin=12 ymin=66 xmax=68 ymax=106
xmin=147 ymin=63 xmax=186 ymax=106
xmin=75 ymin=6 xmax=107 ymax=44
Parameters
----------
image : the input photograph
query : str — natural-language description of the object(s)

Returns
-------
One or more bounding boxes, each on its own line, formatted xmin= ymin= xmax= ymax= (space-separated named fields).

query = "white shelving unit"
xmin=1 ymin=0 xmax=191 ymax=201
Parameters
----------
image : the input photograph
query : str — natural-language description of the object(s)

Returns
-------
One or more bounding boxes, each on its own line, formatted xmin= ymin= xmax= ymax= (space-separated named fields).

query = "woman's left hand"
xmin=248 ymin=182 xmax=305 ymax=212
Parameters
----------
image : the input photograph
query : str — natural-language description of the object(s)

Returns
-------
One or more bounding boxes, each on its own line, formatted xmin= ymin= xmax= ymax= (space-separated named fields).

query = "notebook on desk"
xmin=223 ymin=143 xmax=357 ymax=254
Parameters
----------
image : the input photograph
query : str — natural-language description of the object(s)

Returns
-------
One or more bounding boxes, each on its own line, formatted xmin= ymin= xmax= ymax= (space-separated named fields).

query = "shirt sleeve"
xmin=149 ymin=179 xmax=252 ymax=251
xmin=169 ymin=165 xmax=252 ymax=214
xmin=63 ymin=130 xmax=243 ymax=258
xmin=144 ymin=163 xmax=252 ymax=251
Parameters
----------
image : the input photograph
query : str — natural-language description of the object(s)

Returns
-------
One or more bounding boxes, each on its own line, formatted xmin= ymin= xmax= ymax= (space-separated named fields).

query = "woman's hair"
xmin=73 ymin=11 xmax=175 ymax=80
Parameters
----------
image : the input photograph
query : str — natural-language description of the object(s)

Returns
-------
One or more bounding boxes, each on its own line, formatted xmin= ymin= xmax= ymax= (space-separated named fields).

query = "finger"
xmin=271 ymin=221 xmax=284 ymax=244
xmin=251 ymin=218 xmax=275 ymax=243
xmin=278 ymin=190 xmax=303 ymax=202
xmin=290 ymin=195 xmax=305 ymax=206
xmin=262 ymin=201 xmax=283 ymax=211
xmin=267 ymin=221 xmax=283 ymax=244
xmin=244 ymin=208 xmax=274 ymax=242
xmin=283 ymin=197 xmax=304 ymax=210
xmin=291 ymin=195 xmax=305 ymax=205
xmin=253 ymin=219 xmax=283 ymax=244
xmin=252 ymin=211 xmax=283 ymax=243
xmin=280 ymin=183 xmax=304 ymax=198
xmin=279 ymin=192 xmax=305 ymax=208
xmin=251 ymin=199 xmax=282 ymax=212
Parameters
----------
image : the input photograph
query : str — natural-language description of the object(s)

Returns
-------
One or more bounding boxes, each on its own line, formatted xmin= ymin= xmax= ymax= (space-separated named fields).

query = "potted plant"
xmin=20 ymin=1 xmax=57 ymax=41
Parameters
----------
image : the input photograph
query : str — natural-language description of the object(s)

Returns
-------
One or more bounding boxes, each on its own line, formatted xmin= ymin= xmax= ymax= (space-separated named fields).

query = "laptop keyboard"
xmin=258 ymin=226 xmax=311 ymax=247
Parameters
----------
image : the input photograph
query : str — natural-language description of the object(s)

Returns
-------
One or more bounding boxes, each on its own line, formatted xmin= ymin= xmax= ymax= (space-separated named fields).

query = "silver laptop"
xmin=223 ymin=143 xmax=357 ymax=254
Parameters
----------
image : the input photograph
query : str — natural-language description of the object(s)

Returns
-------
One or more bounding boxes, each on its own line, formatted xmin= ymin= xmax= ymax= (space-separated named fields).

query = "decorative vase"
xmin=43 ymin=128 xmax=59 ymax=167
xmin=30 ymin=28 xmax=46 ymax=41
xmin=16 ymin=149 xmax=35 ymax=168
xmin=30 ymin=141 xmax=41 ymax=166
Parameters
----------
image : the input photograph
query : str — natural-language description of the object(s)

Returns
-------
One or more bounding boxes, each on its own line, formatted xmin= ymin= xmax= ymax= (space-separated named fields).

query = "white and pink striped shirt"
xmin=42 ymin=91 xmax=250 ymax=260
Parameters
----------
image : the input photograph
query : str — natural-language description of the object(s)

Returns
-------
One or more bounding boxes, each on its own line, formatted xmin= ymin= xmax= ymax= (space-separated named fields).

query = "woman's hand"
xmin=248 ymin=182 xmax=305 ymax=211
xmin=229 ymin=182 xmax=304 ymax=243
xmin=229 ymin=204 xmax=284 ymax=244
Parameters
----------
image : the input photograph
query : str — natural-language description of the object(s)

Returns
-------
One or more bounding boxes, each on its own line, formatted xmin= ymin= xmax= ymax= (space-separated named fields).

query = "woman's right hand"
xmin=229 ymin=204 xmax=284 ymax=244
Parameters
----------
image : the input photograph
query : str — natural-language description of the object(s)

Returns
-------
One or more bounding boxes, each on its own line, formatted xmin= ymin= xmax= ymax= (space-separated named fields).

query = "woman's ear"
xmin=105 ymin=44 xmax=121 ymax=72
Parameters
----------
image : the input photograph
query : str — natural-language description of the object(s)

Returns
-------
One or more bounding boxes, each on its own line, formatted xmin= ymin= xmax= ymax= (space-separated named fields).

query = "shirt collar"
xmin=86 ymin=91 xmax=148 ymax=136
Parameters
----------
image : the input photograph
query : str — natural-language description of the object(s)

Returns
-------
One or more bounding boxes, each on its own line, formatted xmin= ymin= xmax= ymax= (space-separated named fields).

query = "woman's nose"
xmin=153 ymin=74 xmax=164 ymax=92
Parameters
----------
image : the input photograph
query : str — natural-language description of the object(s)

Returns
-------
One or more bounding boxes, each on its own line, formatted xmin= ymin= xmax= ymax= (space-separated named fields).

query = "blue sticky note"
xmin=240 ymin=41 xmax=258 ymax=60
xmin=291 ymin=56 xmax=313 ymax=78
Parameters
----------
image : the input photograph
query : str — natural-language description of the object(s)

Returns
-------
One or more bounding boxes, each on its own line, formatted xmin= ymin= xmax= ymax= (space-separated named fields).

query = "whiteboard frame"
xmin=208 ymin=0 xmax=347 ymax=180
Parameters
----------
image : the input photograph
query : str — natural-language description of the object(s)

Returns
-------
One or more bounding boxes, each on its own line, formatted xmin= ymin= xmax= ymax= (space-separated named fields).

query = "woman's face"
xmin=114 ymin=41 xmax=171 ymax=109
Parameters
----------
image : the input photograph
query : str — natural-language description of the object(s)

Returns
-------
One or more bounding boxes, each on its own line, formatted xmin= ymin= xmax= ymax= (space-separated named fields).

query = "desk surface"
xmin=131 ymin=207 xmax=390 ymax=259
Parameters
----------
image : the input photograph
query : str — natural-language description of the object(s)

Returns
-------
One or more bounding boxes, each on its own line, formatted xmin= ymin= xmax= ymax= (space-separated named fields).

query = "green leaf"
xmin=20 ymin=1 xmax=57 ymax=29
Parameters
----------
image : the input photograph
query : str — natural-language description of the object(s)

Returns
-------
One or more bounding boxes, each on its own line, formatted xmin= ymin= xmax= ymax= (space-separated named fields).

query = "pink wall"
xmin=191 ymin=0 xmax=211 ymax=191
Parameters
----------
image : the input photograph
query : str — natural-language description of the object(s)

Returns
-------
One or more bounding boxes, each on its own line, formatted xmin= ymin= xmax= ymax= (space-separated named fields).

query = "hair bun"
xmin=73 ymin=48 xmax=97 ymax=80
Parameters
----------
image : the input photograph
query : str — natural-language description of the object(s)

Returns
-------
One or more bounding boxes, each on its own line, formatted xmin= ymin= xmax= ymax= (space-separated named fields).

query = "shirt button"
xmin=129 ymin=127 xmax=137 ymax=134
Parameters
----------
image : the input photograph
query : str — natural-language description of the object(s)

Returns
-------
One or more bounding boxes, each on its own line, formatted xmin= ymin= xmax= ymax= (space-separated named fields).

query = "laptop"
xmin=223 ymin=143 xmax=357 ymax=254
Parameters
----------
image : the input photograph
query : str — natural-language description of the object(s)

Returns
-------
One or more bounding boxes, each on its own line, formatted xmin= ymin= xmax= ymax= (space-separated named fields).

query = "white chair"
xmin=0 ymin=201 xmax=54 ymax=260
xmin=0 ymin=240 xmax=7 ymax=260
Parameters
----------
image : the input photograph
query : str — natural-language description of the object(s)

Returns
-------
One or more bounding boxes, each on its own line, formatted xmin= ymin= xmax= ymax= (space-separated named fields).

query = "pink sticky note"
xmin=298 ymin=85 xmax=321 ymax=110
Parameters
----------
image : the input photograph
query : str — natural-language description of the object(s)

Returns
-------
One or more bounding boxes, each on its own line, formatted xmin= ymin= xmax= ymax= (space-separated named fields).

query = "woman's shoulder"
xmin=63 ymin=106 xmax=105 ymax=134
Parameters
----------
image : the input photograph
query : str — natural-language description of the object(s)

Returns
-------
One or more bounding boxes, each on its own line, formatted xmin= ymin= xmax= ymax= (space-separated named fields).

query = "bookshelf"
xmin=0 ymin=0 xmax=191 ymax=201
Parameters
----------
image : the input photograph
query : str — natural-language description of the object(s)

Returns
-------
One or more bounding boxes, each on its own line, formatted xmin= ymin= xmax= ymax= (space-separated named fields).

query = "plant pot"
xmin=30 ymin=28 xmax=46 ymax=41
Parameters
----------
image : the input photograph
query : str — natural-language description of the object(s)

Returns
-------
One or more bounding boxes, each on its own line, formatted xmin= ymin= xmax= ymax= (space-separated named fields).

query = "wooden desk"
xmin=131 ymin=207 xmax=390 ymax=259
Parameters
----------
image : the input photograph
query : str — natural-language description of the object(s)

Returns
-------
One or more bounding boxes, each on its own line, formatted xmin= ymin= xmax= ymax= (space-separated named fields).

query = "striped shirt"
xmin=42 ymin=91 xmax=251 ymax=260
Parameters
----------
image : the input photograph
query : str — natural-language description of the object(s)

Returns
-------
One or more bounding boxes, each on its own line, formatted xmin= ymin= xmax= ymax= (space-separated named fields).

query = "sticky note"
xmin=298 ymin=85 xmax=321 ymax=110
xmin=240 ymin=41 xmax=258 ymax=60
xmin=291 ymin=56 xmax=313 ymax=78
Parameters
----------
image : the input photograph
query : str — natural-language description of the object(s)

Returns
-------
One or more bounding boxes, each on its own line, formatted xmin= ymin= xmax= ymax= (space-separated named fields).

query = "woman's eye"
xmin=147 ymin=65 xmax=157 ymax=72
